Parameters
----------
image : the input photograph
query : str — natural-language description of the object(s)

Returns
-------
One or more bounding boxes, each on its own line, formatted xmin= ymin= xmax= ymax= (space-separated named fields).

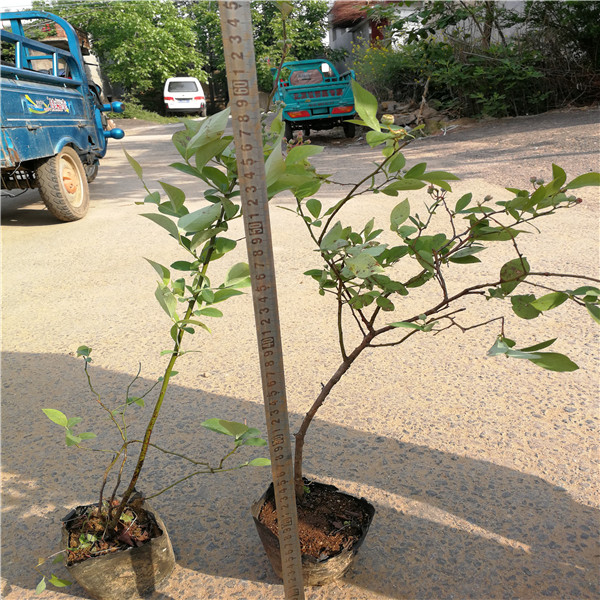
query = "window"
xmin=168 ymin=81 xmax=198 ymax=92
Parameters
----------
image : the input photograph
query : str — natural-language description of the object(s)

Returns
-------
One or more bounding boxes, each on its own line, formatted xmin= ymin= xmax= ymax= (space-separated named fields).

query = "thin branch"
xmin=528 ymin=272 xmax=600 ymax=283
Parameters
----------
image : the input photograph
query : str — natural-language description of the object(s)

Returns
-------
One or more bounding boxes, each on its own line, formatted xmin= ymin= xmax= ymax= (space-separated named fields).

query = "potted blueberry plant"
xmin=36 ymin=109 xmax=271 ymax=599
xmin=250 ymin=81 xmax=600 ymax=585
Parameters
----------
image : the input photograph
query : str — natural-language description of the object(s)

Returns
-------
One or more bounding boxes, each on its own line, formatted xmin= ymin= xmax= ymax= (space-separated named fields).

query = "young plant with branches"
xmin=37 ymin=109 xmax=270 ymax=593
xmin=279 ymin=82 xmax=599 ymax=498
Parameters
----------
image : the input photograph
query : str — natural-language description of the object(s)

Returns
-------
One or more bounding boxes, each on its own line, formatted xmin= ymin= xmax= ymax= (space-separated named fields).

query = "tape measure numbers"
xmin=218 ymin=3 xmax=305 ymax=599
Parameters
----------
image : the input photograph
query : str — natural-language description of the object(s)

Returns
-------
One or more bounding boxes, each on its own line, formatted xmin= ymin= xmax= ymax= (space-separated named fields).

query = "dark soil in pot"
xmin=61 ymin=498 xmax=175 ymax=600
xmin=252 ymin=479 xmax=375 ymax=586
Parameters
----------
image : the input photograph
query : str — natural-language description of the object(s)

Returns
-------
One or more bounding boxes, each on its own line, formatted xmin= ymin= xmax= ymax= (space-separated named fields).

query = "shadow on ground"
xmin=1 ymin=351 xmax=598 ymax=599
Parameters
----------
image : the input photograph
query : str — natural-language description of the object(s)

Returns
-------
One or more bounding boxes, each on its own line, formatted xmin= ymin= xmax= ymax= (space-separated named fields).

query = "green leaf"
xmin=124 ymin=149 xmax=142 ymax=179
xmin=155 ymin=285 xmax=178 ymax=320
xmin=286 ymin=145 xmax=323 ymax=165
xmin=376 ymin=296 xmax=395 ymax=311
xmin=351 ymin=80 xmax=380 ymax=132
xmin=35 ymin=578 xmax=46 ymax=594
xmin=570 ymin=285 xmax=600 ymax=297
xmin=387 ymin=151 xmax=406 ymax=172
xmin=276 ymin=0 xmax=294 ymax=17
xmin=48 ymin=574 xmax=72 ymax=588
xmin=202 ymin=166 xmax=229 ymax=191
xmin=76 ymin=345 xmax=91 ymax=358
xmin=65 ymin=432 xmax=82 ymax=446
xmin=390 ymin=199 xmax=410 ymax=232
xmin=66 ymin=417 xmax=82 ymax=428
xmin=388 ymin=321 xmax=424 ymax=331
xmin=529 ymin=352 xmax=579 ymax=372
xmin=520 ymin=338 xmax=557 ymax=352
xmin=248 ymin=457 xmax=271 ymax=467
xmin=195 ymin=307 xmax=223 ymax=318
xmin=159 ymin=181 xmax=186 ymax=212
xmin=382 ymin=179 xmax=426 ymax=195
xmin=530 ymin=292 xmax=568 ymax=312
xmin=142 ymin=192 xmax=160 ymax=205
xmin=265 ymin=145 xmax=286 ymax=188
xmin=586 ymin=303 xmax=600 ymax=324
xmin=170 ymin=162 xmax=200 ymax=178
xmin=455 ymin=193 xmax=472 ymax=212
xmin=345 ymin=253 xmax=384 ymax=279
xmin=420 ymin=170 xmax=460 ymax=182
xmin=213 ymin=288 xmax=244 ymax=303
xmin=320 ymin=221 xmax=345 ymax=251
xmin=500 ymin=257 xmax=530 ymax=294
xmin=195 ymin=137 xmax=233 ymax=170
xmin=201 ymin=419 xmax=248 ymax=438
xmin=366 ymin=130 xmax=393 ymax=147
xmin=140 ymin=213 xmax=179 ymax=239
xmin=170 ymin=260 xmax=195 ymax=272
xmin=42 ymin=409 xmax=68 ymax=428
xmin=487 ymin=337 xmax=512 ymax=356
xmin=225 ymin=262 xmax=250 ymax=287
xmin=511 ymin=294 xmax=541 ymax=320
xmin=566 ymin=172 xmax=600 ymax=189
xmin=240 ymin=437 xmax=268 ymax=447
xmin=178 ymin=203 xmax=221 ymax=234
xmin=306 ymin=199 xmax=322 ymax=219
xmin=190 ymin=226 xmax=226 ymax=252
xmin=78 ymin=432 xmax=97 ymax=440
xmin=188 ymin=107 xmax=231 ymax=150
xmin=450 ymin=245 xmax=484 ymax=259
xmin=449 ymin=255 xmax=481 ymax=264
xmin=404 ymin=162 xmax=427 ymax=179
xmin=145 ymin=258 xmax=170 ymax=284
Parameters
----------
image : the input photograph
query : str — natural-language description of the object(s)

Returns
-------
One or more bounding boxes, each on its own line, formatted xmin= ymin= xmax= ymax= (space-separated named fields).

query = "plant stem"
xmin=293 ymin=331 xmax=375 ymax=498
xmin=107 ymin=209 xmax=226 ymax=529
xmin=108 ymin=308 xmax=191 ymax=528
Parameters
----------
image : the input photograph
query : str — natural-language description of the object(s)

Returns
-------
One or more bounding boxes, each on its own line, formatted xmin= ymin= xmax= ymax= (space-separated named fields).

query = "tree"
xmin=180 ymin=1 xmax=332 ymax=99
xmin=522 ymin=0 xmax=600 ymax=70
xmin=251 ymin=0 xmax=331 ymax=91
xmin=33 ymin=0 xmax=207 ymax=101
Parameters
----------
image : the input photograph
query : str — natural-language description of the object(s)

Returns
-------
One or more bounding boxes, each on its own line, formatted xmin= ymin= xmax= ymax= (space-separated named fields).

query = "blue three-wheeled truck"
xmin=1 ymin=11 xmax=124 ymax=221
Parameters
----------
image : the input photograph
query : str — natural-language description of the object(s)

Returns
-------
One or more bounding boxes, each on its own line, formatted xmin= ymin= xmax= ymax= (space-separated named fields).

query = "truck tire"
xmin=343 ymin=121 xmax=356 ymax=138
xmin=36 ymin=146 xmax=90 ymax=222
xmin=284 ymin=120 xmax=293 ymax=141
xmin=85 ymin=160 xmax=99 ymax=183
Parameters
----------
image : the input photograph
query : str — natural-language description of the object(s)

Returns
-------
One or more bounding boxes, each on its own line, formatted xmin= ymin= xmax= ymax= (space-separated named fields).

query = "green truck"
xmin=271 ymin=59 xmax=357 ymax=139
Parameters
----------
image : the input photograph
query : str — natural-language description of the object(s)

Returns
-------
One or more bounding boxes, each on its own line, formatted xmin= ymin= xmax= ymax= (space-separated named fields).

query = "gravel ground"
xmin=1 ymin=107 xmax=599 ymax=600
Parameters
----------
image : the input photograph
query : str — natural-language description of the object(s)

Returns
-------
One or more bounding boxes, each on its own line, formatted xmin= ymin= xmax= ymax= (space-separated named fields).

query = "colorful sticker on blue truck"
xmin=24 ymin=95 xmax=70 ymax=114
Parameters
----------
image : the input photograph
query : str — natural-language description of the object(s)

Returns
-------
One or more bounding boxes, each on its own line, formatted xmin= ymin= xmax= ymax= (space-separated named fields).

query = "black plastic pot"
xmin=61 ymin=500 xmax=175 ymax=600
xmin=252 ymin=480 xmax=375 ymax=586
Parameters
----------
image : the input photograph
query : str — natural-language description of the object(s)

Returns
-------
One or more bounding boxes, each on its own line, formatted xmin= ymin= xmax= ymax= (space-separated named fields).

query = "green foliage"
xmin=352 ymin=40 xmax=549 ymax=118
xmin=33 ymin=0 xmax=207 ymax=99
xmin=355 ymin=0 xmax=600 ymax=118
xmin=38 ymin=109 xmax=272 ymax=593
xmin=275 ymin=83 xmax=599 ymax=496
xmin=251 ymin=0 xmax=332 ymax=91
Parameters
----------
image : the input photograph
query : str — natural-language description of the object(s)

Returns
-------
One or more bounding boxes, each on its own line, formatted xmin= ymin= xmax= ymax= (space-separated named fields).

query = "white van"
xmin=163 ymin=77 xmax=206 ymax=116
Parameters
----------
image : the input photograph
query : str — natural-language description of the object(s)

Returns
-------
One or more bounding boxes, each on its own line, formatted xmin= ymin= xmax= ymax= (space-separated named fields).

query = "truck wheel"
xmin=85 ymin=160 xmax=99 ymax=183
xmin=343 ymin=121 xmax=356 ymax=138
xmin=284 ymin=120 xmax=293 ymax=141
xmin=36 ymin=146 xmax=90 ymax=222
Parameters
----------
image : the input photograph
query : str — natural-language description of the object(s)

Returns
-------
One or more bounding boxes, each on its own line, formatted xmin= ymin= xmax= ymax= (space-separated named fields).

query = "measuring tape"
xmin=218 ymin=3 xmax=305 ymax=599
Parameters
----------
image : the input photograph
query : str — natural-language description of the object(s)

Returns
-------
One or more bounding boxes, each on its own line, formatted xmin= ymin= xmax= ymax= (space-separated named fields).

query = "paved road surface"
xmin=2 ymin=108 xmax=599 ymax=600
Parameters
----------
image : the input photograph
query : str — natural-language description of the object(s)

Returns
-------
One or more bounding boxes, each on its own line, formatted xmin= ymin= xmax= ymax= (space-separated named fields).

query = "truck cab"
xmin=1 ymin=10 xmax=124 ymax=221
